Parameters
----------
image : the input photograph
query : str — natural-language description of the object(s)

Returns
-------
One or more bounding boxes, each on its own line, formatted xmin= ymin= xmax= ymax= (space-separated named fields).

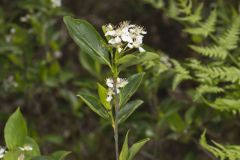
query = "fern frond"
xmin=200 ymin=131 xmax=240 ymax=160
xmin=172 ymin=60 xmax=192 ymax=89
xmin=210 ymin=98 xmax=240 ymax=113
xmin=190 ymin=45 xmax=228 ymax=59
xmin=201 ymin=66 xmax=240 ymax=83
xmin=178 ymin=2 xmax=203 ymax=23
xmin=194 ymin=85 xmax=224 ymax=100
xmin=167 ymin=0 xmax=180 ymax=18
xmin=218 ymin=16 xmax=240 ymax=50
xmin=184 ymin=10 xmax=217 ymax=36
xmin=177 ymin=0 xmax=192 ymax=15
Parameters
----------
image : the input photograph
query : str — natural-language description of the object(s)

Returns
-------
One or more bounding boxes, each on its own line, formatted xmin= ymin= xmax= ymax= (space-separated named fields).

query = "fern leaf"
xmin=205 ymin=66 xmax=240 ymax=83
xmin=177 ymin=0 xmax=192 ymax=15
xmin=167 ymin=0 xmax=180 ymax=18
xmin=184 ymin=10 xmax=217 ymax=36
xmin=172 ymin=60 xmax=192 ymax=89
xmin=210 ymin=98 xmax=240 ymax=113
xmin=218 ymin=16 xmax=240 ymax=50
xmin=178 ymin=2 xmax=203 ymax=23
xmin=194 ymin=85 xmax=224 ymax=100
xmin=200 ymin=131 xmax=240 ymax=160
xmin=190 ymin=45 xmax=228 ymax=59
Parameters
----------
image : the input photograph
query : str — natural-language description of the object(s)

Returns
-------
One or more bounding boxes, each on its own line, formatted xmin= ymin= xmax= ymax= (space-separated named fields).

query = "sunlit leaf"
xmin=4 ymin=108 xmax=28 ymax=149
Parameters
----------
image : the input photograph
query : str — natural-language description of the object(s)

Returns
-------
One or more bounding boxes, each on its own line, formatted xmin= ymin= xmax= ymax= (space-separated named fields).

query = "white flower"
xmin=108 ymin=36 xmax=121 ymax=45
xmin=121 ymin=34 xmax=133 ymax=43
xmin=0 ymin=147 xmax=6 ymax=159
xmin=117 ymin=47 xmax=122 ymax=53
xmin=106 ymin=88 xmax=114 ymax=102
xmin=10 ymin=28 xmax=16 ymax=34
xmin=105 ymin=77 xmax=128 ymax=102
xmin=5 ymin=35 xmax=11 ymax=43
xmin=117 ymin=78 xmax=128 ymax=88
xmin=20 ymin=14 xmax=30 ymax=22
xmin=106 ymin=78 xmax=114 ymax=88
xmin=106 ymin=95 xmax=112 ymax=102
xmin=103 ymin=21 xmax=146 ymax=53
xmin=19 ymin=145 xmax=33 ymax=151
xmin=138 ymin=47 xmax=145 ymax=52
xmin=54 ymin=51 xmax=62 ymax=59
xmin=51 ymin=0 xmax=61 ymax=7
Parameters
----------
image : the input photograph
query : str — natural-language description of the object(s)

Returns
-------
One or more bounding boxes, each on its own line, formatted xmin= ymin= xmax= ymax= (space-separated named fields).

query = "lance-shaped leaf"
xmin=119 ymin=131 xmax=129 ymax=160
xmin=78 ymin=93 xmax=109 ymax=119
xmin=63 ymin=16 xmax=110 ymax=66
xmin=120 ymin=73 xmax=145 ymax=106
xmin=118 ymin=100 xmax=143 ymax=124
xmin=128 ymin=138 xmax=150 ymax=160
xmin=97 ymin=83 xmax=111 ymax=110
xmin=4 ymin=108 xmax=28 ymax=149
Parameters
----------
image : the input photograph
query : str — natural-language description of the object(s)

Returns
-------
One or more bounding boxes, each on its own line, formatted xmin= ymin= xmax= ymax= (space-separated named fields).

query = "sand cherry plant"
xmin=64 ymin=16 xmax=159 ymax=160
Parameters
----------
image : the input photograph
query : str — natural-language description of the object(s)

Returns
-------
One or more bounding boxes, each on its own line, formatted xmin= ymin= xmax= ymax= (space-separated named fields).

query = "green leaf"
xmin=119 ymin=52 xmax=159 ymax=69
xmin=128 ymin=138 xmax=150 ymax=160
xmin=24 ymin=137 xmax=41 ymax=157
xmin=3 ymin=150 xmax=22 ymax=160
xmin=63 ymin=16 xmax=110 ymax=66
xmin=120 ymin=73 xmax=145 ymax=106
xmin=119 ymin=131 xmax=129 ymax=160
xmin=51 ymin=151 xmax=71 ymax=160
xmin=77 ymin=93 xmax=109 ymax=119
xmin=118 ymin=100 xmax=143 ymax=124
xmin=166 ymin=113 xmax=186 ymax=132
xmin=97 ymin=83 xmax=111 ymax=110
xmin=117 ymin=55 xmax=138 ymax=65
xmin=4 ymin=108 xmax=28 ymax=149
xmin=79 ymin=50 xmax=101 ymax=78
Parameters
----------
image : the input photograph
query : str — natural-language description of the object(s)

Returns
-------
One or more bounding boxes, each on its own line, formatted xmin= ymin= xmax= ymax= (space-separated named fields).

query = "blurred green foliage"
xmin=1 ymin=0 xmax=240 ymax=160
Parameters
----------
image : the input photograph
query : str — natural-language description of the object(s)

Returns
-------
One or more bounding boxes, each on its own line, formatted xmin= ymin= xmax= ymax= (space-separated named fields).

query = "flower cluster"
xmin=106 ymin=77 xmax=128 ymax=102
xmin=0 ymin=147 xmax=6 ymax=159
xmin=51 ymin=0 xmax=61 ymax=7
xmin=104 ymin=21 xmax=147 ymax=53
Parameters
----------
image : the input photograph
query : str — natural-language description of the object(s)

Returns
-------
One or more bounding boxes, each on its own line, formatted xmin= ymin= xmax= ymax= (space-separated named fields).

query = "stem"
xmin=113 ymin=76 xmax=120 ymax=160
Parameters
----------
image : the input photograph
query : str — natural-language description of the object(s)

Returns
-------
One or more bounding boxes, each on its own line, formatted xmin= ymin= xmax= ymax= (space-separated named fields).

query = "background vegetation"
xmin=1 ymin=0 xmax=240 ymax=159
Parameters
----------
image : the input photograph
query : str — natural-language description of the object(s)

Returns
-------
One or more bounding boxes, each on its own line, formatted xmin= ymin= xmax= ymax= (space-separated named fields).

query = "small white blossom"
xmin=20 ymin=14 xmax=30 ymax=22
xmin=10 ymin=28 xmax=16 ymax=34
xmin=105 ymin=77 xmax=128 ymax=102
xmin=104 ymin=21 xmax=146 ymax=53
xmin=54 ymin=50 xmax=62 ymax=59
xmin=138 ymin=47 xmax=145 ymax=52
xmin=0 ymin=147 xmax=6 ymax=159
xmin=117 ymin=78 xmax=128 ymax=88
xmin=19 ymin=144 xmax=33 ymax=151
xmin=51 ymin=0 xmax=61 ymax=7
xmin=5 ymin=35 xmax=11 ymax=43
xmin=106 ymin=78 xmax=114 ymax=88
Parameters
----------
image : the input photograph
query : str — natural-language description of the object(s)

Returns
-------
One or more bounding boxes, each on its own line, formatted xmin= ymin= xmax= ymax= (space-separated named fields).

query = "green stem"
xmin=113 ymin=75 xmax=120 ymax=160
xmin=228 ymin=53 xmax=240 ymax=68
xmin=112 ymin=52 xmax=119 ymax=160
